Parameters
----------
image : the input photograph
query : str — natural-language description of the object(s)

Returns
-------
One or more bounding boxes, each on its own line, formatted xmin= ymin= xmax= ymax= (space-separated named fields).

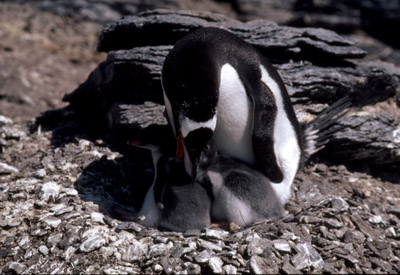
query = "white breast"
xmin=259 ymin=65 xmax=301 ymax=204
xmin=213 ymin=63 xmax=256 ymax=165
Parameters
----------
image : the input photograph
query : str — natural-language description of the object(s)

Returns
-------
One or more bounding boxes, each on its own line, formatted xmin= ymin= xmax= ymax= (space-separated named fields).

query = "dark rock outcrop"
xmin=291 ymin=0 xmax=400 ymax=47
xmin=96 ymin=9 xmax=365 ymax=60
xmin=62 ymin=9 xmax=400 ymax=170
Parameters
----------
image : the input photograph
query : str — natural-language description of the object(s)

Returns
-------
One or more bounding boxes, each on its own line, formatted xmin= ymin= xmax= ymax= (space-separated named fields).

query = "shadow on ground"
xmin=33 ymin=107 xmax=167 ymax=220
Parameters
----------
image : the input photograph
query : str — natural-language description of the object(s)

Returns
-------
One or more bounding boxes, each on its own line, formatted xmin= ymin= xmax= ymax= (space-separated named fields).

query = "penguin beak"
xmin=189 ymin=158 xmax=198 ymax=182
xmin=180 ymin=128 xmax=214 ymax=182
xmin=176 ymin=134 xmax=197 ymax=181
xmin=176 ymin=134 xmax=185 ymax=159
xmin=176 ymin=134 xmax=196 ymax=182
xmin=128 ymin=140 xmax=142 ymax=147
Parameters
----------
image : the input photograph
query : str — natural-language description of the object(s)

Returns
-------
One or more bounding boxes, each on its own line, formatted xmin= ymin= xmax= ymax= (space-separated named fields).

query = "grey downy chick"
xmin=156 ymin=158 xmax=212 ymax=232
xmin=197 ymin=140 xmax=286 ymax=228
xmin=132 ymin=127 xmax=212 ymax=231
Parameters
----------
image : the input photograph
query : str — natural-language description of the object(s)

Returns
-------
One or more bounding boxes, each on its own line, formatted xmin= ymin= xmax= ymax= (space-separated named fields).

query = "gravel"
xmin=1 ymin=119 xmax=398 ymax=273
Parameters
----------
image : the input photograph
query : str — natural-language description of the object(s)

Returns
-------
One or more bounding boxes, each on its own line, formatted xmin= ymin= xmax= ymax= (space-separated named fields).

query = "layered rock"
xmin=63 ymin=9 xmax=400 ymax=171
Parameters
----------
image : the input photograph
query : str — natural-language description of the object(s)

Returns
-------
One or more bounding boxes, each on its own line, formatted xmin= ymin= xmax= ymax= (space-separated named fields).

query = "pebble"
xmin=62 ymin=246 xmax=77 ymax=260
xmin=194 ymin=250 xmax=214 ymax=263
xmin=320 ymin=226 xmax=335 ymax=240
xmin=182 ymin=241 xmax=197 ymax=254
xmin=223 ymin=264 xmax=238 ymax=274
xmin=6 ymin=216 xmax=22 ymax=228
xmin=82 ymin=226 xmax=109 ymax=239
xmin=273 ymin=240 xmax=291 ymax=253
xmin=203 ymin=228 xmax=229 ymax=240
xmin=41 ymin=182 xmax=60 ymax=201
xmin=154 ymin=236 xmax=169 ymax=244
xmin=198 ymin=239 xmax=223 ymax=252
xmin=50 ymin=204 xmax=66 ymax=212
xmin=183 ymin=262 xmax=201 ymax=274
xmin=11 ymin=192 xmax=26 ymax=200
xmin=324 ymin=219 xmax=344 ymax=229
xmin=60 ymin=162 xmax=78 ymax=171
xmin=34 ymin=200 xmax=47 ymax=209
xmin=116 ymin=221 xmax=143 ymax=233
xmin=282 ymin=259 xmax=301 ymax=274
xmin=300 ymin=215 xmax=322 ymax=224
xmin=43 ymin=216 xmax=62 ymax=229
xmin=122 ymin=240 xmax=149 ymax=262
xmin=80 ymin=235 xmax=107 ymax=253
xmin=335 ymin=227 xmax=348 ymax=239
xmin=385 ymin=227 xmax=397 ymax=238
xmin=0 ymin=115 xmax=13 ymax=125
xmin=247 ymin=239 xmax=271 ymax=256
xmin=33 ymin=169 xmax=46 ymax=179
xmin=331 ymin=197 xmax=349 ymax=212
xmin=250 ymin=255 xmax=278 ymax=274
xmin=369 ymin=215 xmax=383 ymax=224
xmin=344 ymin=230 xmax=365 ymax=244
xmin=149 ymin=242 xmax=174 ymax=257
xmin=38 ymin=245 xmax=49 ymax=256
xmin=30 ymin=228 xmax=47 ymax=236
xmin=18 ymin=236 xmax=31 ymax=250
xmin=63 ymin=212 xmax=81 ymax=220
xmin=336 ymin=253 xmax=359 ymax=264
xmin=291 ymin=243 xmax=324 ymax=271
xmin=0 ymin=249 xmax=16 ymax=258
xmin=47 ymin=233 xmax=63 ymax=247
xmin=153 ymin=263 xmax=163 ymax=272
xmin=281 ymin=232 xmax=299 ymax=241
xmin=0 ymin=162 xmax=19 ymax=174
xmin=55 ymin=206 xmax=74 ymax=216
xmin=2 ymin=261 xmax=27 ymax=274
xmin=100 ymin=246 xmax=115 ymax=257
xmin=208 ymin=257 xmax=223 ymax=273
xmin=62 ymin=188 xmax=78 ymax=196
xmin=91 ymin=212 xmax=105 ymax=224
xmin=183 ymin=229 xmax=201 ymax=237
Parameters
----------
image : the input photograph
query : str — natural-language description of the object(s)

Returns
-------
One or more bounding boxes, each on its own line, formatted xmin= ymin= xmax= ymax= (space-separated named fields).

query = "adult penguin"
xmin=162 ymin=27 xmax=302 ymax=199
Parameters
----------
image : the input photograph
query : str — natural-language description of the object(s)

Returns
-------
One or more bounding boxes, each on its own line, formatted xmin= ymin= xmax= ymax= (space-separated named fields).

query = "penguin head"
xmin=177 ymin=127 xmax=214 ymax=182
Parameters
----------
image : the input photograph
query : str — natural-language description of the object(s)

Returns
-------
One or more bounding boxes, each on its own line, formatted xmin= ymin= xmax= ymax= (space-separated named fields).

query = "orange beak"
xmin=128 ymin=140 xmax=142 ymax=147
xmin=176 ymin=134 xmax=184 ymax=159
xmin=176 ymin=134 xmax=195 ymax=180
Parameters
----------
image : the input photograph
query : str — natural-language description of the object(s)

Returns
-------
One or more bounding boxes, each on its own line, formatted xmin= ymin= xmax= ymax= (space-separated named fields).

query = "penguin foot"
xmin=210 ymin=221 xmax=240 ymax=231
xmin=110 ymin=205 xmax=138 ymax=221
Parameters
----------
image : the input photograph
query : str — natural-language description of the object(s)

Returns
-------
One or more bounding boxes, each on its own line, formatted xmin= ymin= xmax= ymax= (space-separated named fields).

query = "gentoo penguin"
xmin=162 ymin=27 xmax=302 ymax=203
xmin=197 ymin=140 xmax=285 ymax=227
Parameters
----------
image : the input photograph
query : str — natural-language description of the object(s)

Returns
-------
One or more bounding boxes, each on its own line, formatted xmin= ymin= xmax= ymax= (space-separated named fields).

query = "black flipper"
xmin=250 ymin=82 xmax=284 ymax=183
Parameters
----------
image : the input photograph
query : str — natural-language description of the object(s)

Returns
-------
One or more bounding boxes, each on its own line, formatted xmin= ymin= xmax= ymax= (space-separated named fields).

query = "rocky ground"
xmin=1 ymin=1 xmax=400 ymax=274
